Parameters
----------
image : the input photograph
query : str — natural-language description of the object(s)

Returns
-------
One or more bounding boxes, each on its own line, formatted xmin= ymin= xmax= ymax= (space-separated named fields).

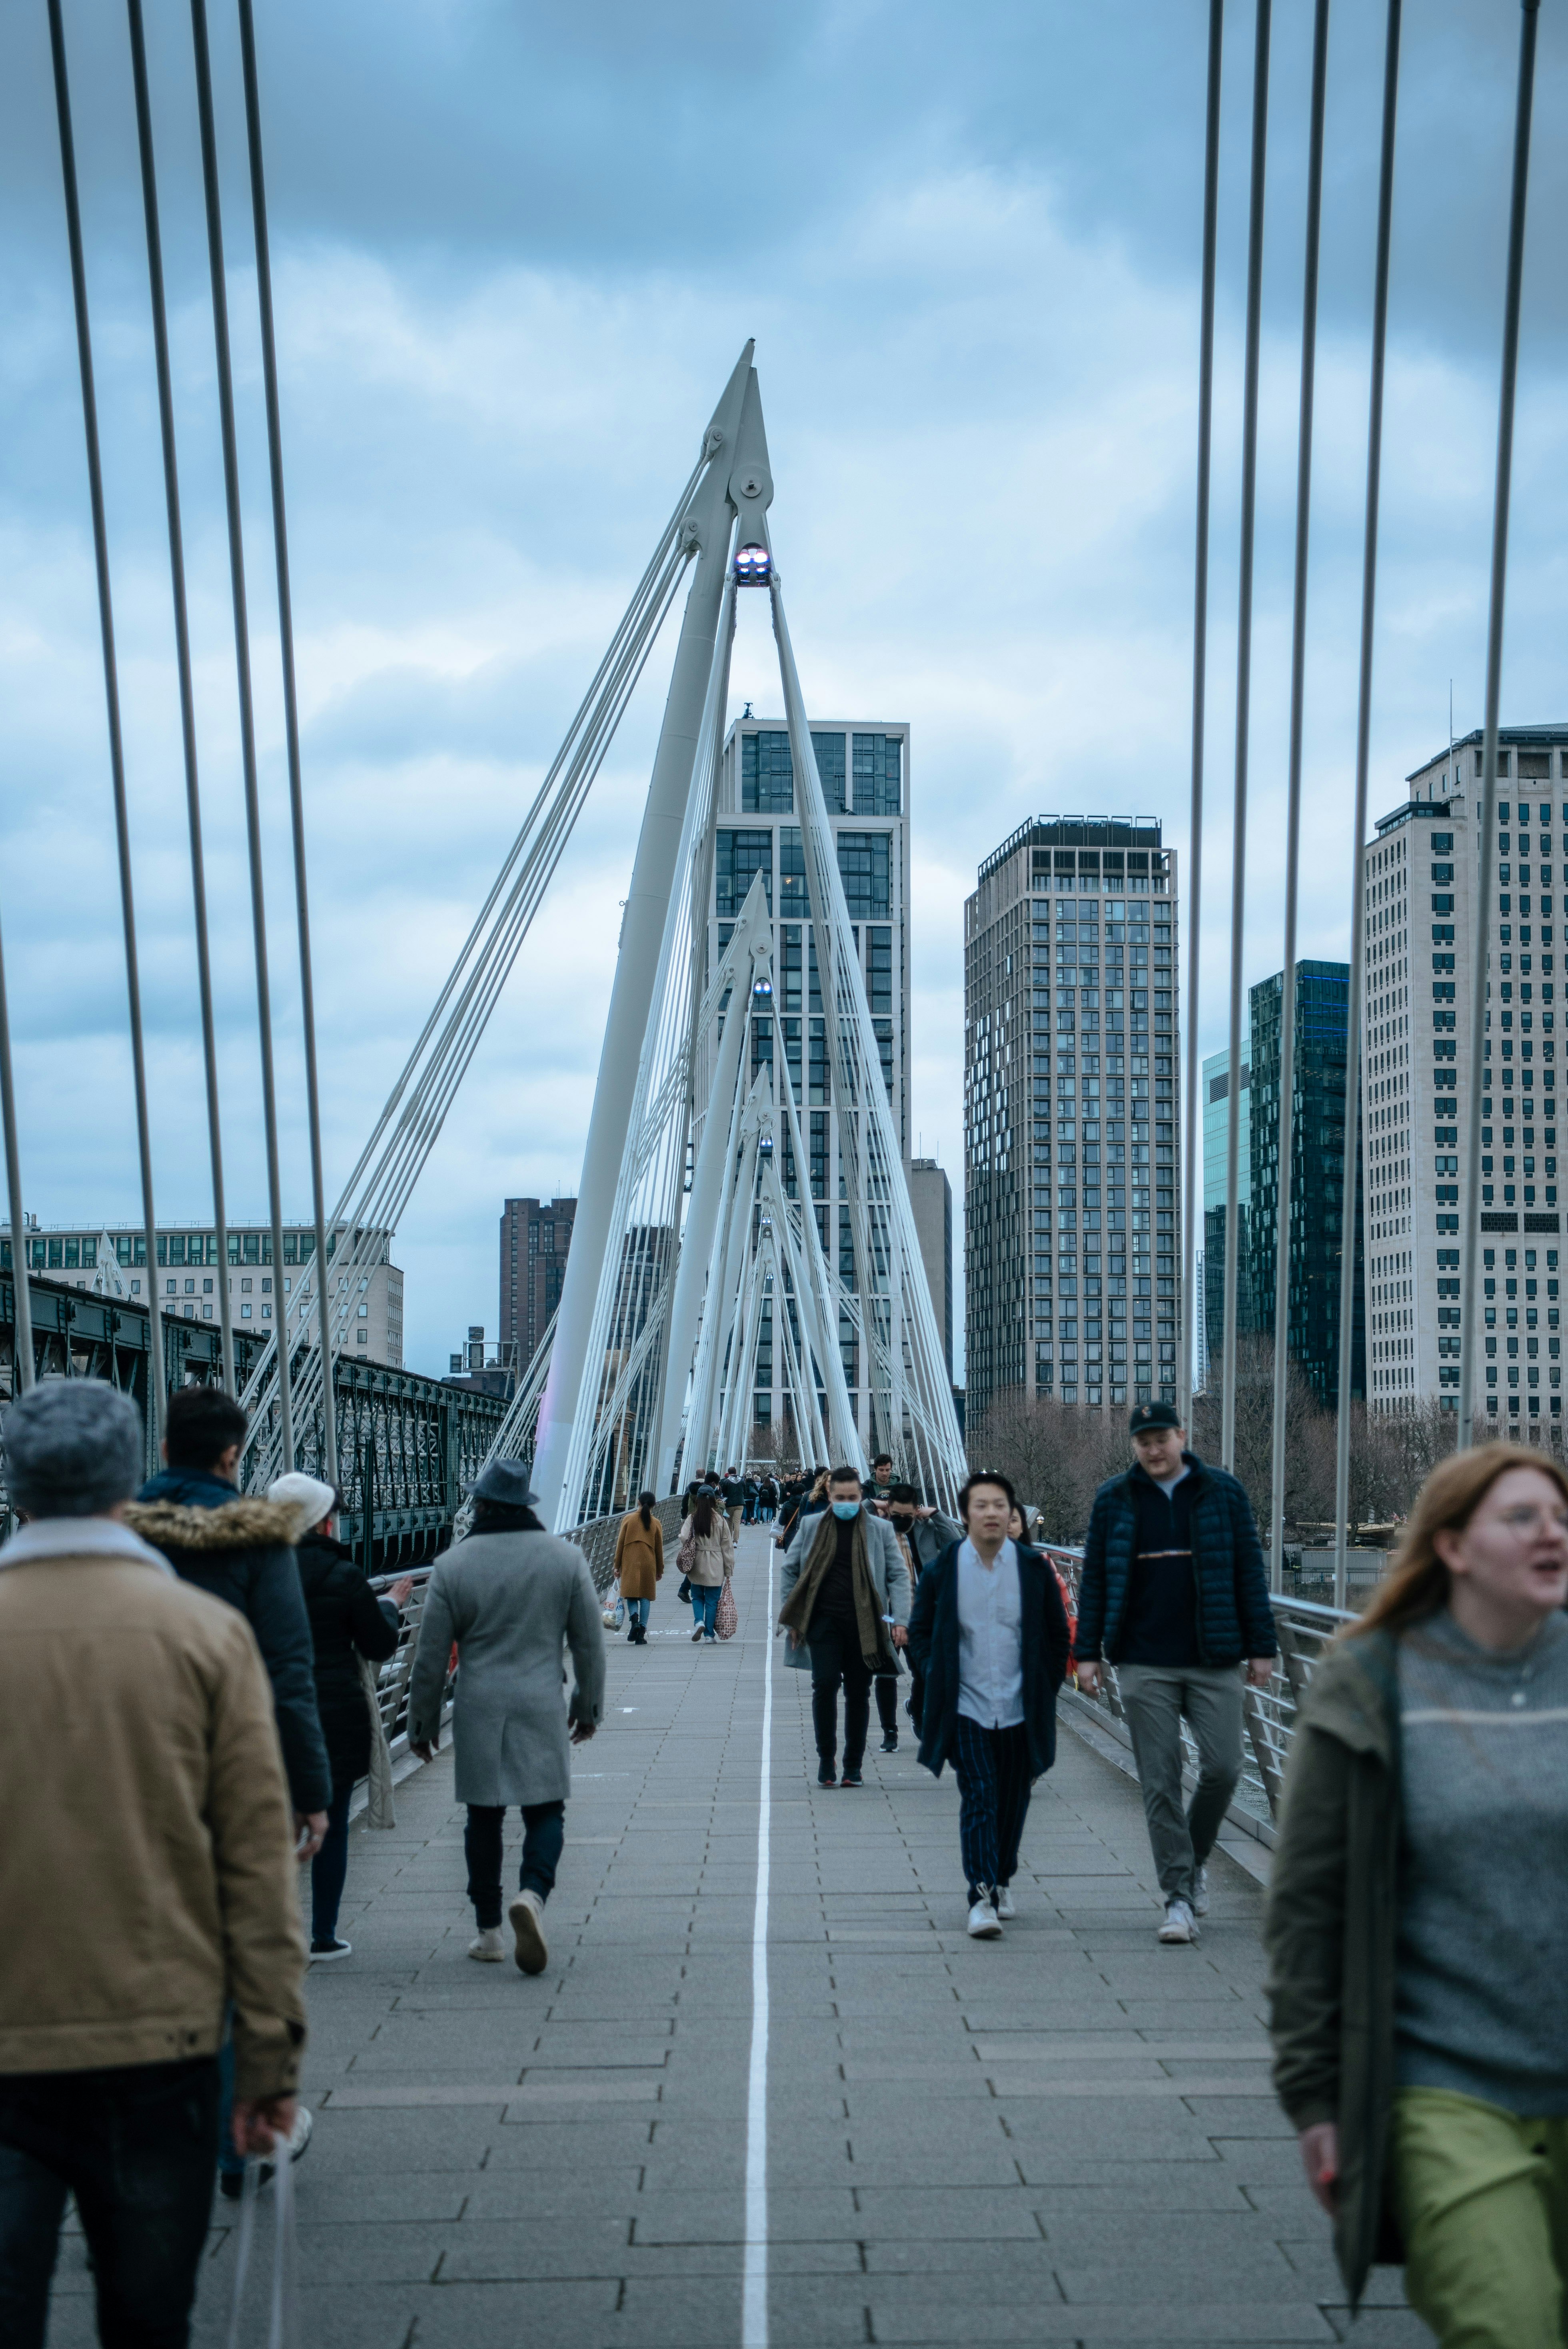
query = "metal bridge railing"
xmin=1040 ymin=1543 xmax=1355 ymax=1843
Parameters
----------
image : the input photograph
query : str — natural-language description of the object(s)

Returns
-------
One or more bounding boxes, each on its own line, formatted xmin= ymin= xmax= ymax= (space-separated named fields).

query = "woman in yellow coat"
xmin=613 ymin=1492 xmax=664 ymax=1645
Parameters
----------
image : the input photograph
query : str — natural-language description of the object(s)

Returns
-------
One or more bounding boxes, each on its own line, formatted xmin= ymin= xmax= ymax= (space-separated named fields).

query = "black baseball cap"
xmin=1129 ymin=1400 xmax=1181 ymax=1433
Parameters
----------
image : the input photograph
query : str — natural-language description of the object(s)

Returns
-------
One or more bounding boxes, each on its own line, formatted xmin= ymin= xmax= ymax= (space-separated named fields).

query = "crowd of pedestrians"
xmin=3 ymin=1371 xmax=1564 ymax=2347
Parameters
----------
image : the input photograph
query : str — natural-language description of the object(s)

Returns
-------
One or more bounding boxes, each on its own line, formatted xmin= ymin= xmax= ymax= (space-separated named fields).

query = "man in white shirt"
xmin=907 ymin=1470 xmax=1072 ymax=1939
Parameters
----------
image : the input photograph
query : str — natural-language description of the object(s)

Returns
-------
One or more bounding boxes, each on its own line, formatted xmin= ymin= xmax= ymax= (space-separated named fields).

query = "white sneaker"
xmin=1158 ymin=1897 xmax=1197 ymax=1944
xmin=468 ymin=1926 xmax=506 ymax=1962
xmin=1192 ymin=1865 xmax=1210 ymax=1918
xmin=283 ymin=2104 xmax=313 ymax=2165
xmin=508 ymin=1887 xmax=549 ymax=1975
xmin=967 ymin=1895 xmax=1003 ymax=1939
xmin=995 ymin=1883 xmax=1017 ymax=1921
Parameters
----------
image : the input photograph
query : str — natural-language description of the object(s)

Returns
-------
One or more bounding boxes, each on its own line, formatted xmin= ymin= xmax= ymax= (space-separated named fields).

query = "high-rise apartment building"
xmin=1362 ymin=726 xmax=1568 ymax=1437
xmin=963 ymin=817 xmax=1181 ymax=1426
xmin=702 ymin=717 xmax=915 ymax=1443
xmin=1202 ymin=1032 xmax=1253 ymax=1383
xmin=500 ymin=1197 xmax=576 ymax=1377
xmin=4 ymin=1219 xmax=403 ymax=1365
xmin=907 ymin=1158 xmax=954 ymax=1380
xmin=1250 ymin=963 xmax=1366 ymax=1404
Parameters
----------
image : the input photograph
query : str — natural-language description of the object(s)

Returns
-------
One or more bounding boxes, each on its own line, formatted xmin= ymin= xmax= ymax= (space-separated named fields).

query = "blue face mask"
xmin=831 ymin=1499 xmax=861 ymax=1521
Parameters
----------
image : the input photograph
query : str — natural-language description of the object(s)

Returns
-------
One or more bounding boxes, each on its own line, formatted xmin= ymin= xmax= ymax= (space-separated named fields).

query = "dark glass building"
xmin=1248 ymin=963 xmax=1366 ymax=1404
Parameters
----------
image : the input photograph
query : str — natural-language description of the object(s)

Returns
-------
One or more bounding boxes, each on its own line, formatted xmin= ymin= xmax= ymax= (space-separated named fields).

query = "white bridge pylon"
xmin=520 ymin=347 xmax=965 ymax=1524
xmin=238 ymin=343 xmax=963 ymax=1519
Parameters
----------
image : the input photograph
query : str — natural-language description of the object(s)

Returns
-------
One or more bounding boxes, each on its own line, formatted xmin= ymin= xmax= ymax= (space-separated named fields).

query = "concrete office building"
xmin=1249 ymin=963 xmax=1366 ymax=1404
xmin=907 ymin=1158 xmax=954 ymax=1380
xmin=500 ymin=1197 xmax=577 ymax=1378
xmin=1363 ymin=727 xmax=1568 ymax=1437
xmin=5 ymin=1219 xmax=403 ymax=1366
xmin=1202 ymin=1031 xmax=1254 ymax=1383
xmin=964 ymin=817 xmax=1181 ymax=1425
xmin=704 ymin=716 xmax=915 ymax=1439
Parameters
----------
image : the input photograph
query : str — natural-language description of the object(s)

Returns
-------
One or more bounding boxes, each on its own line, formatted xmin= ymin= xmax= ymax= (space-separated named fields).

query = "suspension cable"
xmin=1268 ymin=0 xmax=1330 ymax=1587
xmin=1220 ymin=0 xmax=1272 ymax=1473
xmin=126 ymin=0 xmax=236 ymax=1397
xmin=0 ymin=893 xmax=34 ymax=1394
xmin=1458 ymin=0 xmax=1541 ymax=1447
xmin=190 ymin=0 xmax=294 ymax=1465
xmin=1333 ymin=0 xmax=1403 ymax=1603
xmin=236 ymin=0 xmax=338 ymax=1482
xmin=1178 ymin=0 xmax=1222 ymax=1437
xmin=47 ymin=0 xmax=167 ymax=1446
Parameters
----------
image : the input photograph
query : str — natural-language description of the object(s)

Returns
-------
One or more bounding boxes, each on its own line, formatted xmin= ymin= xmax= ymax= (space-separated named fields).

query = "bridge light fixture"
xmin=752 ymin=977 xmax=773 ymax=998
xmin=734 ymin=543 xmax=771 ymax=586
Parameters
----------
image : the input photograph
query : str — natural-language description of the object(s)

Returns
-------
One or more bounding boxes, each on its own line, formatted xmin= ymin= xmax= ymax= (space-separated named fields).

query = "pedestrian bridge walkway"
xmin=51 ymin=1529 xmax=1425 ymax=2348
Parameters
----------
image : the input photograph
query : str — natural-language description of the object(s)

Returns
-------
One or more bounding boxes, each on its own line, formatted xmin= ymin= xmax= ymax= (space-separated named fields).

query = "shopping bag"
xmin=225 ymin=2130 xmax=298 ymax=2349
xmin=602 ymin=1594 xmax=627 ymax=1631
xmin=357 ymin=1655 xmax=397 ymax=1829
xmin=715 ymin=1579 xmax=738 ymax=1641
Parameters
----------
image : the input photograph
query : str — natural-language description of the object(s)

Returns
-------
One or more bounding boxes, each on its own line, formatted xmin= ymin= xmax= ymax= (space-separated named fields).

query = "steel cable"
xmin=1179 ymin=0 xmax=1223 ymax=1434
xmin=1333 ymin=0 xmax=1403 ymax=1603
xmin=47 ymin=0 xmax=167 ymax=1445
xmin=126 ymin=0 xmax=237 ymax=1398
xmin=1268 ymin=0 xmax=1330 ymax=1588
xmin=1458 ymin=0 xmax=1541 ymax=1445
xmin=1220 ymin=0 xmax=1272 ymax=1475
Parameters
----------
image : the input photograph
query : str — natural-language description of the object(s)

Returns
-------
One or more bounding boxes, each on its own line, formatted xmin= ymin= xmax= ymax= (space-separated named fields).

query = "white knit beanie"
xmin=267 ymin=1471 xmax=338 ymax=1539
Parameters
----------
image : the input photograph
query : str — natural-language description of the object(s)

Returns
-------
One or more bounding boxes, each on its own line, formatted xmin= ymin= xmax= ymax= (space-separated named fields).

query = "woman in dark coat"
xmin=270 ymin=1473 xmax=409 ymax=1961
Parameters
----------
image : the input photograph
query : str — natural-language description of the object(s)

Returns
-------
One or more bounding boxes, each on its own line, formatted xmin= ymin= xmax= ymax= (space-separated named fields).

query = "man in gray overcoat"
xmin=779 ymin=1466 xmax=911 ymax=1788
xmin=407 ymin=1462 xmax=605 ymax=1974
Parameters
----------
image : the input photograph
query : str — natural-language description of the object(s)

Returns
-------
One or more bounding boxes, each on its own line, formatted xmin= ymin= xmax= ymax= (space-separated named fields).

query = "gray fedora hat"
xmin=469 ymin=1457 xmax=539 ymax=1509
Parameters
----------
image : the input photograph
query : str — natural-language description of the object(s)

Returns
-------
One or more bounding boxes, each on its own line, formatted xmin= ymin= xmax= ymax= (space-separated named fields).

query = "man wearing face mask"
xmin=778 ymin=1468 xmax=911 ymax=1787
xmin=880 ymin=1484 xmax=962 ymax=1746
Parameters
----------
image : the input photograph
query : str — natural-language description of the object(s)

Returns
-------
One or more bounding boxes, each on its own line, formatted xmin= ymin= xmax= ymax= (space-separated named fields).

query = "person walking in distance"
xmin=883 ymin=1483 xmax=962 ymax=1743
xmin=678 ymin=1485 xmax=734 ymax=1643
xmin=614 ymin=1491 xmax=663 ymax=1644
xmin=406 ymin=1461 xmax=603 ymax=1975
xmin=869 ymin=1453 xmax=896 ymax=1508
xmin=0 ymin=1381 xmax=307 ymax=2349
xmin=268 ymin=1472 xmax=409 ymax=1963
xmin=127 ymin=1383 xmax=329 ymax=2196
xmin=1076 ymin=1401 xmax=1277 ymax=1945
xmin=721 ymin=1467 xmax=745 ymax=1542
xmin=907 ymin=1469 xmax=1072 ymax=1939
xmin=1266 ymin=1443 xmax=1568 ymax=2343
xmin=779 ymin=1466 xmax=911 ymax=1788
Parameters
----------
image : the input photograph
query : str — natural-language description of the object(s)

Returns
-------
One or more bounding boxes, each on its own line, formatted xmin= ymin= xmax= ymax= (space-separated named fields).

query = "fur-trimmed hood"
xmin=123 ymin=1498 xmax=299 ymax=1554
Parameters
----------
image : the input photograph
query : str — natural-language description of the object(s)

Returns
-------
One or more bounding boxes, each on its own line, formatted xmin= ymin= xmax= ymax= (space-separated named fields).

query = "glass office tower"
xmin=1248 ymin=964 xmax=1365 ymax=1404
xmin=964 ymin=816 xmax=1180 ymax=1425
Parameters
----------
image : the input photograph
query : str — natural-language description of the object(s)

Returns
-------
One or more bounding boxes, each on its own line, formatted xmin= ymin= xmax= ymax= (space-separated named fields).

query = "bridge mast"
xmin=532 ymin=347 xmax=756 ymax=1527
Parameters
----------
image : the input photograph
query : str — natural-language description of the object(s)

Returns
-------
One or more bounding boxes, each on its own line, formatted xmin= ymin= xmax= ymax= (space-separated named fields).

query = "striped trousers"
xmin=952 ymin=1715 xmax=1033 ymax=1901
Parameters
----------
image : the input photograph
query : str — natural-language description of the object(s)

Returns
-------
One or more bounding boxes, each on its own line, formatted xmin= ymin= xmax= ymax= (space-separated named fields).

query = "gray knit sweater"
xmin=1395 ymin=1605 xmax=1568 ymax=2114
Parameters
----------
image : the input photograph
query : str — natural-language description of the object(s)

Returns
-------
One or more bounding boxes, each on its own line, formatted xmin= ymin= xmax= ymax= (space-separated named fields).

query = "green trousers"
xmin=1391 ymin=2087 xmax=1568 ymax=2349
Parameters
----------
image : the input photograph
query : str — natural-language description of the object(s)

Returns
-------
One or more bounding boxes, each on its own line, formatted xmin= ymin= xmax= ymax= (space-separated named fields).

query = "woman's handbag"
xmin=715 ymin=1579 xmax=738 ymax=1641
xmin=357 ymin=1656 xmax=396 ymax=1830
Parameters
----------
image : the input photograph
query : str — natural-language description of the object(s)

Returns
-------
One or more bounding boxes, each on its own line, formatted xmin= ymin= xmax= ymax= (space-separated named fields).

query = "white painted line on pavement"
xmin=742 ymin=1543 xmax=773 ymax=2349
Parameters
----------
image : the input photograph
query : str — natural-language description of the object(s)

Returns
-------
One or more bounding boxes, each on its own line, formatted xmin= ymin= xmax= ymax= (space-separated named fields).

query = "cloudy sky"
xmin=3 ymin=0 xmax=1567 ymax=1381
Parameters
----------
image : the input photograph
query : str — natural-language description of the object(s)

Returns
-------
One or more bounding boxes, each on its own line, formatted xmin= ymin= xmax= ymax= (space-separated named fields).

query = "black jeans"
xmin=809 ymin=1620 xmax=874 ymax=1769
xmin=0 ymin=2056 xmax=220 ymax=2349
xmin=311 ymin=1777 xmax=356 ymax=1944
xmin=465 ymin=1802 xmax=566 ymax=1929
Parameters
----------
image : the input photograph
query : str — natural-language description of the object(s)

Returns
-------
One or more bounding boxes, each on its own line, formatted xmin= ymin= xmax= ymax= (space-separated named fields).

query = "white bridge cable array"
xmin=236 ymin=454 xmax=705 ymax=1485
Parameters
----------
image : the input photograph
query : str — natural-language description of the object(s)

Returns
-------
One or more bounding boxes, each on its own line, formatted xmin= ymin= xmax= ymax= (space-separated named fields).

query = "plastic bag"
xmin=602 ymin=1594 xmax=627 ymax=1631
xmin=225 ymin=2132 xmax=298 ymax=2349
xmin=716 ymin=1579 xmax=738 ymax=1641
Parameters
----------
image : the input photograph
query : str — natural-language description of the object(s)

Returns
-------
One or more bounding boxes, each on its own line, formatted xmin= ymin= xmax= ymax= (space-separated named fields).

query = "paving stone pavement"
xmin=48 ymin=1525 xmax=1430 ymax=2347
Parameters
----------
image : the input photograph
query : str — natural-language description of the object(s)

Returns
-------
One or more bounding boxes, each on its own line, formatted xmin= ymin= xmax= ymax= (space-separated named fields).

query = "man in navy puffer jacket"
xmin=1077 ymin=1402 xmax=1276 ymax=1947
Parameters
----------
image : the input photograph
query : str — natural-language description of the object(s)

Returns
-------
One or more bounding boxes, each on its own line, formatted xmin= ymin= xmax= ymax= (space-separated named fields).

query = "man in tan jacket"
xmin=0 ymin=1379 xmax=308 ymax=2349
